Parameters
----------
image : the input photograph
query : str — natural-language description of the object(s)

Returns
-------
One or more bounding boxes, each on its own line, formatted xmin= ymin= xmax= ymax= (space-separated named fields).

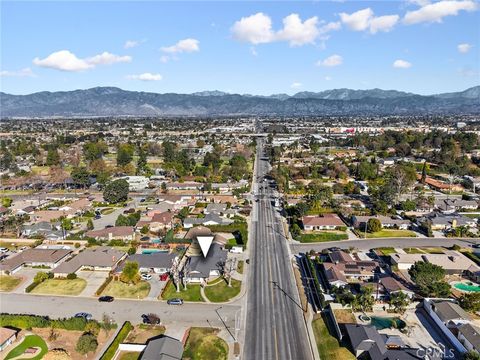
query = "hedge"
xmin=25 ymin=282 xmax=40 ymax=293
xmin=99 ymin=321 xmax=133 ymax=360
xmin=96 ymin=276 xmax=113 ymax=296
xmin=0 ymin=314 xmax=93 ymax=331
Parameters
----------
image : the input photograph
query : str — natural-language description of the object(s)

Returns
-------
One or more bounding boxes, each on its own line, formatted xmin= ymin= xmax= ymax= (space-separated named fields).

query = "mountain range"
xmin=1 ymin=86 xmax=479 ymax=117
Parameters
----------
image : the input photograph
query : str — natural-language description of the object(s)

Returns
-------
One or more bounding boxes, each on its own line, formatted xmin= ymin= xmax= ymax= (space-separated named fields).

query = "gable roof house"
xmin=116 ymin=252 xmax=177 ymax=275
xmin=86 ymin=226 xmax=135 ymax=241
xmin=0 ymin=248 xmax=72 ymax=274
xmin=302 ymin=214 xmax=346 ymax=231
xmin=53 ymin=247 xmax=126 ymax=276
xmin=458 ymin=323 xmax=480 ymax=353
xmin=352 ymin=215 xmax=410 ymax=230
xmin=183 ymin=213 xmax=234 ymax=229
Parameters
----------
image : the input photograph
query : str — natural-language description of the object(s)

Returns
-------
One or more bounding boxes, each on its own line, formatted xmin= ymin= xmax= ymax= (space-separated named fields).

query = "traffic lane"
xmin=0 ymin=293 xmax=240 ymax=328
xmin=290 ymin=237 xmax=480 ymax=253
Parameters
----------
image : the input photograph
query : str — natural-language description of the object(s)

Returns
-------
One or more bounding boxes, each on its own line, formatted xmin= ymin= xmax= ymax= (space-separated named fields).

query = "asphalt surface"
xmin=0 ymin=293 xmax=240 ymax=331
xmin=290 ymin=237 xmax=480 ymax=253
xmin=244 ymin=139 xmax=312 ymax=360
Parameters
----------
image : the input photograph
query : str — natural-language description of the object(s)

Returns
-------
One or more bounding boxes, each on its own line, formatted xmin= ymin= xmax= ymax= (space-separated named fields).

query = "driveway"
xmin=78 ymin=271 xmax=109 ymax=297
xmin=145 ymin=277 xmax=168 ymax=300
xmin=12 ymin=268 xmax=38 ymax=294
xmin=92 ymin=206 xmax=129 ymax=230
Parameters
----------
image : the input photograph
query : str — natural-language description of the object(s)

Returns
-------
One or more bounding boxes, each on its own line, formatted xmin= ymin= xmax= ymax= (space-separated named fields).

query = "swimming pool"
xmin=453 ymin=282 xmax=480 ymax=292
xmin=141 ymin=249 xmax=168 ymax=254
xmin=370 ymin=316 xmax=406 ymax=330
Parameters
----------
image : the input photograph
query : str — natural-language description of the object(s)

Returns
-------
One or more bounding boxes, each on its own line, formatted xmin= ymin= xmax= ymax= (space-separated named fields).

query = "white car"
xmin=141 ymin=273 xmax=152 ymax=280
xmin=0 ymin=248 xmax=8 ymax=253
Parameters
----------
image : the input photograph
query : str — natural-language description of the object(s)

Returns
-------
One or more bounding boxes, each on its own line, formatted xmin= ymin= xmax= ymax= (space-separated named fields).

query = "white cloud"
xmin=407 ymin=0 xmax=431 ymax=6
xmin=161 ymin=38 xmax=200 ymax=53
xmin=276 ymin=13 xmax=319 ymax=46
xmin=33 ymin=50 xmax=131 ymax=72
xmin=231 ymin=12 xmax=340 ymax=46
xmin=393 ymin=59 xmax=412 ymax=68
xmin=458 ymin=43 xmax=473 ymax=53
xmin=324 ymin=76 xmax=332 ymax=81
xmin=0 ymin=67 xmax=36 ymax=77
xmin=403 ymin=0 xmax=478 ymax=24
xmin=126 ymin=72 xmax=162 ymax=81
xmin=160 ymin=55 xmax=170 ymax=63
xmin=339 ymin=8 xmax=400 ymax=33
xmin=290 ymin=82 xmax=302 ymax=89
xmin=250 ymin=47 xmax=258 ymax=56
xmin=231 ymin=12 xmax=275 ymax=44
xmin=316 ymin=54 xmax=343 ymax=67
xmin=124 ymin=40 xmax=143 ymax=49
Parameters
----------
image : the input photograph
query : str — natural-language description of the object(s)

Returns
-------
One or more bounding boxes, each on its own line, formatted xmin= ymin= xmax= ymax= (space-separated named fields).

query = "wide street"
xmin=0 ymin=293 xmax=240 ymax=332
xmin=243 ymin=138 xmax=312 ymax=360
xmin=290 ymin=237 xmax=480 ymax=253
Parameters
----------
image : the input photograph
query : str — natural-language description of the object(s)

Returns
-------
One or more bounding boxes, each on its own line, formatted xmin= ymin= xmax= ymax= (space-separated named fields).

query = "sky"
xmin=1 ymin=0 xmax=479 ymax=95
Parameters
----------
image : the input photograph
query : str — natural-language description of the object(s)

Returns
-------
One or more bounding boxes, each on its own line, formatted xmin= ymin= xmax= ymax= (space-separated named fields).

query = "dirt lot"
xmin=124 ymin=325 xmax=165 ymax=344
xmin=333 ymin=309 xmax=356 ymax=324
xmin=33 ymin=327 xmax=113 ymax=360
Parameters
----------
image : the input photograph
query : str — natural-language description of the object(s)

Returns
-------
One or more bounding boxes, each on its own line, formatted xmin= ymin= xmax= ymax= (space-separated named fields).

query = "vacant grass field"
xmin=204 ymin=278 xmax=241 ymax=303
xmin=102 ymin=280 xmax=150 ymax=299
xmin=0 ymin=275 xmax=22 ymax=292
xmin=312 ymin=314 xmax=355 ymax=360
xmin=366 ymin=230 xmax=416 ymax=238
xmin=183 ymin=327 xmax=229 ymax=360
xmin=161 ymin=281 xmax=204 ymax=302
xmin=296 ymin=232 xmax=348 ymax=243
xmin=5 ymin=335 xmax=48 ymax=360
xmin=31 ymin=278 xmax=87 ymax=296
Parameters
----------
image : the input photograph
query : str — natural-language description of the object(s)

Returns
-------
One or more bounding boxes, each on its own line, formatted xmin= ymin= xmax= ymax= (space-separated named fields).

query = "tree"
xmin=352 ymin=286 xmax=375 ymax=312
xmin=421 ymin=161 xmax=427 ymax=184
xmin=103 ymin=179 xmax=129 ymax=204
xmin=464 ymin=350 xmax=480 ymax=360
xmin=1 ymin=197 xmax=13 ymax=208
xmin=121 ymin=261 xmax=140 ymax=284
xmin=75 ymin=333 xmax=98 ymax=355
xmin=46 ymin=148 xmax=60 ymax=166
xmin=388 ymin=292 xmax=410 ymax=314
xmin=34 ymin=271 xmax=50 ymax=283
xmin=162 ymin=141 xmax=176 ymax=163
xmin=367 ymin=218 xmax=382 ymax=233
xmin=408 ymin=261 xmax=450 ymax=297
xmin=136 ymin=146 xmax=147 ymax=174
xmin=459 ymin=292 xmax=480 ymax=312
xmin=71 ymin=167 xmax=90 ymax=188
xmin=127 ymin=247 xmax=136 ymax=255
xmin=117 ymin=143 xmax=134 ymax=167
xmin=87 ymin=219 xmax=94 ymax=230
xmin=83 ymin=141 xmax=108 ymax=162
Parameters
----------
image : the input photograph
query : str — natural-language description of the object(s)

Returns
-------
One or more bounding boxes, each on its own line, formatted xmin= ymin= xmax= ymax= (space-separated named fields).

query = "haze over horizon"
xmin=1 ymin=1 xmax=479 ymax=96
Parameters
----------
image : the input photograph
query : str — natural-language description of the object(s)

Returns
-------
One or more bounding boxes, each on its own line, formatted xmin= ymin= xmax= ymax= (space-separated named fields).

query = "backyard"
xmin=312 ymin=314 xmax=355 ymax=360
xmin=204 ymin=278 xmax=241 ymax=302
xmin=101 ymin=280 xmax=150 ymax=299
xmin=161 ymin=281 xmax=204 ymax=302
xmin=4 ymin=335 xmax=48 ymax=360
xmin=0 ymin=275 xmax=22 ymax=292
xmin=183 ymin=327 xmax=229 ymax=360
xmin=31 ymin=278 xmax=87 ymax=296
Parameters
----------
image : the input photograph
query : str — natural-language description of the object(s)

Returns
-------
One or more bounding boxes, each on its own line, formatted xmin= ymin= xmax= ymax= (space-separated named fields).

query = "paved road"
xmin=0 ymin=293 xmax=240 ymax=331
xmin=290 ymin=237 xmax=480 ymax=253
xmin=244 ymin=138 xmax=312 ymax=360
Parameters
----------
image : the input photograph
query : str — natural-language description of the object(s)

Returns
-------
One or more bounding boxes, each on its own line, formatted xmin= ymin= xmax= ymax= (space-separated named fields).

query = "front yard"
xmin=296 ymin=231 xmax=348 ymax=243
xmin=183 ymin=327 xmax=229 ymax=360
xmin=312 ymin=314 xmax=355 ymax=360
xmin=31 ymin=278 xmax=87 ymax=296
xmin=125 ymin=324 xmax=165 ymax=344
xmin=101 ymin=280 xmax=150 ymax=299
xmin=366 ymin=229 xmax=416 ymax=238
xmin=204 ymin=278 xmax=241 ymax=303
xmin=4 ymin=335 xmax=48 ymax=360
xmin=0 ymin=275 xmax=22 ymax=292
xmin=161 ymin=281 xmax=204 ymax=302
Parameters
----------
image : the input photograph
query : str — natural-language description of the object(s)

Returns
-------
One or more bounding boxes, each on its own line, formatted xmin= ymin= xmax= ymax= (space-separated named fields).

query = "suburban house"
xmin=0 ymin=327 xmax=18 ymax=352
xmin=52 ymin=247 xmax=126 ymax=276
xmin=435 ymin=198 xmax=478 ymax=213
xmin=204 ymin=203 xmax=227 ymax=215
xmin=458 ymin=324 xmax=480 ymax=353
xmin=421 ymin=176 xmax=464 ymax=193
xmin=21 ymin=221 xmax=63 ymax=240
xmin=390 ymin=251 xmax=480 ymax=275
xmin=149 ymin=211 xmax=174 ymax=232
xmin=351 ymin=215 xmax=410 ymax=230
xmin=301 ymin=214 xmax=346 ymax=231
xmin=117 ymin=176 xmax=150 ymax=191
xmin=86 ymin=226 xmax=135 ymax=241
xmin=0 ymin=248 xmax=72 ymax=274
xmin=141 ymin=336 xmax=183 ymax=360
xmin=116 ymin=252 xmax=177 ymax=274
xmin=379 ymin=276 xmax=415 ymax=299
xmin=417 ymin=212 xmax=477 ymax=230
xmin=183 ymin=213 xmax=234 ymax=229
xmin=321 ymin=251 xmax=378 ymax=288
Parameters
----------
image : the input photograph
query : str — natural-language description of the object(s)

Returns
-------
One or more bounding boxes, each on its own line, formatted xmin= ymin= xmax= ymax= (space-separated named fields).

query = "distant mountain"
xmin=1 ymin=86 xmax=478 ymax=117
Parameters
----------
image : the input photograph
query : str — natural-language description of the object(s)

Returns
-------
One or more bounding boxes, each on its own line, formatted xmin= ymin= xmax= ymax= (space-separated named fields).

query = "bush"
xmin=76 ymin=332 xmax=98 ymax=354
xmin=25 ymin=282 xmax=40 ymax=293
xmin=0 ymin=314 xmax=100 ymax=332
xmin=99 ymin=321 xmax=133 ymax=360
xmin=96 ymin=276 xmax=113 ymax=296
xmin=66 ymin=273 xmax=77 ymax=280
xmin=74 ymin=243 xmax=81 ymax=249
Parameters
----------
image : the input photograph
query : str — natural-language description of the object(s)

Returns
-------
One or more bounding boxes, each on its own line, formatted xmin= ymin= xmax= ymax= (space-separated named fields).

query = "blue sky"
xmin=1 ymin=1 xmax=479 ymax=95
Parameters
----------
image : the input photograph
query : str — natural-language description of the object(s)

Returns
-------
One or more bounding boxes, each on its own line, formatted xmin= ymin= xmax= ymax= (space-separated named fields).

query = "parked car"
xmin=74 ymin=312 xmax=92 ymax=320
xmin=0 ymin=248 xmax=8 ymax=253
xmin=95 ymin=215 xmax=101 ymax=220
xmin=141 ymin=273 xmax=152 ymax=280
xmin=19 ymin=246 xmax=28 ymax=251
xmin=98 ymin=296 xmax=114 ymax=302
xmin=141 ymin=313 xmax=161 ymax=325
xmin=167 ymin=298 xmax=184 ymax=305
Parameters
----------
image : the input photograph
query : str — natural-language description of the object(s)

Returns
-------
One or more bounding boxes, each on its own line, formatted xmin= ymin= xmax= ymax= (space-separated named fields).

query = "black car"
xmin=142 ymin=313 xmax=161 ymax=325
xmin=98 ymin=296 xmax=114 ymax=302
xmin=167 ymin=298 xmax=184 ymax=305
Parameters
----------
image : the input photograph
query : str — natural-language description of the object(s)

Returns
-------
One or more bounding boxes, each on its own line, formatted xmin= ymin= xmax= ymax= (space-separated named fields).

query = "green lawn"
xmin=101 ymin=208 xmax=115 ymax=215
xmin=5 ymin=335 xmax=48 ymax=360
xmin=0 ymin=241 xmax=32 ymax=250
xmin=375 ymin=247 xmax=396 ymax=256
xmin=118 ymin=352 xmax=140 ymax=360
xmin=161 ymin=281 xmax=204 ymax=302
xmin=237 ymin=260 xmax=244 ymax=275
xmin=403 ymin=247 xmax=425 ymax=254
xmin=366 ymin=230 xmax=416 ymax=238
xmin=296 ymin=232 xmax=348 ymax=243
xmin=0 ymin=275 xmax=22 ymax=292
xmin=204 ymin=278 xmax=241 ymax=303
xmin=102 ymin=280 xmax=150 ymax=299
xmin=31 ymin=278 xmax=87 ymax=296
xmin=183 ymin=327 xmax=229 ymax=360
xmin=312 ymin=315 xmax=355 ymax=360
